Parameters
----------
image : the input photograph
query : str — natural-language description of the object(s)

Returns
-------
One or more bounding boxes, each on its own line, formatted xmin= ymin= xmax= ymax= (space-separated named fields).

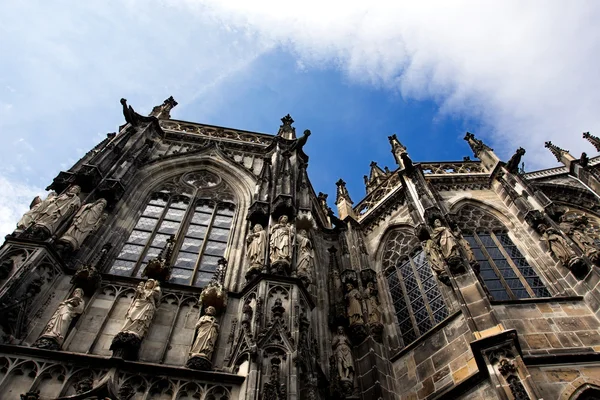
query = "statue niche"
xmin=364 ymin=281 xmax=383 ymax=342
xmin=16 ymin=192 xmax=56 ymax=231
xmin=559 ymin=213 xmax=600 ymax=265
xmin=269 ymin=215 xmax=293 ymax=275
xmin=296 ymin=229 xmax=314 ymax=287
xmin=187 ymin=306 xmax=220 ymax=371
xmin=538 ymin=223 xmax=586 ymax=275
xmin=32 ymin=185 xmax=82 ymax=239
xmin=33 ymin=288 xmax=85 ymax=350
xmin=110 ymin=279 xmax=161 ymax=360
xmin=246 ymin=224 xmax=267 ymax=281
xmin=57 ymin=198 xmax=108 ymax=252
xmin=330 ymin=326 xmax=355 ymax=397
xmin=430 ymin=218 xmax=463 ymax=272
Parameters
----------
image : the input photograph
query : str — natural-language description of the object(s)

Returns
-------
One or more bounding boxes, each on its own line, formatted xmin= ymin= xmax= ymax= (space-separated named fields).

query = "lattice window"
xmin=383 ymin=230 xmax=449 ymax=347
xmin=109 ymin=171 xmax=235 ymax=287
xmin=456 ymin=204 xmax=550 ymax=301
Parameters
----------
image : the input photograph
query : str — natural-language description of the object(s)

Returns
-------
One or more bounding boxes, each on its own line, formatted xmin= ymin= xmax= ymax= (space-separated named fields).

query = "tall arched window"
xmin=383 ymin=230 xmax=449 ymax=347
xmin=456 ymin=205 xmax=550 ymax=301
xmin=109 ymin=171 xmax=236 ymax=287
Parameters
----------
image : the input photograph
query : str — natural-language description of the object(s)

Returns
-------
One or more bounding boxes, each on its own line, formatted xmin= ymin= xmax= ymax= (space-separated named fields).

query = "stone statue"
xmin=332 ymin=326 xmax=354 ymax=382
xmin=363 ymin=282 xmax=381 ymax=324
xmin=423 ymin=237 xmax=446 ymax=278
xmin=33 ymin=186 xmax=82 ymax=237
xmin=241 ymin=299 xmax=253 ymax=328
xmin=246 ymin=224 xmax=267 ymax=273
xmin=296 ymin=229 xmax=314 ymax=286
xmin=269 ymin=215 xmax=293 ymax=266
xmin=120 ymin=279 xmax=161 ymax=339
xmin=35 ymin=288 xmax=85 ymax=349
xmin=560 ymin=214 xmax=600 ymax=264
xmin=345 ymin=283 xmax=364 ymax=326
xmin=539 ymin=224 xmax=584 ymax=272
xmin=58 ymin=199 xmax=108 ymax=251
xmin=431 ymin=219 xmax=461 ymax=266
xmin=453 ymin=226 xmax=478 ymax=269
xmin=189 ymin=306 xmax=219 ymax=364
xmin=17 ymin=193 xmax=57 ymax=230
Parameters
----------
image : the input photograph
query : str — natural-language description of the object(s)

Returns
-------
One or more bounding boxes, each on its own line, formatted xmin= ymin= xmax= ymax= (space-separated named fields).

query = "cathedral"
xmin=2 ymin=96 xmax=600 ymax=400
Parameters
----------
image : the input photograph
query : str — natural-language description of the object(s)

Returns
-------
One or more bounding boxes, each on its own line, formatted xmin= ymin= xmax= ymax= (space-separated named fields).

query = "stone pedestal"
xmin=110 ymin=332 xmax=142 ymax=360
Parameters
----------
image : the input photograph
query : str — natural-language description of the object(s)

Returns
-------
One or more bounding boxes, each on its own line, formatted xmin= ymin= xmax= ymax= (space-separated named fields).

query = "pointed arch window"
xmin=456 ymin=205 xmax=551 ymax=301
xmin=383 ymin=230 xmax=449 ymax=347
xmin=109 ymin=171 xmax=236 ymax=287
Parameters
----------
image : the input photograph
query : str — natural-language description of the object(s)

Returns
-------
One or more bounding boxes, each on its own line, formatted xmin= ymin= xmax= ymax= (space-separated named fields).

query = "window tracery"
xmin=382 ymin=229 xmax=449 ymax=347
xmin=109 ymin=172 xmax=236 ymax=287
xmin=455 ymin=204 xmax=551 ymax=300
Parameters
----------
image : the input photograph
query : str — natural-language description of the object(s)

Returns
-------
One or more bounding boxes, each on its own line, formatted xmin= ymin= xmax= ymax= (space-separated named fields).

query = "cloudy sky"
xmin=1 ymin=0 xmax=599 ymax=236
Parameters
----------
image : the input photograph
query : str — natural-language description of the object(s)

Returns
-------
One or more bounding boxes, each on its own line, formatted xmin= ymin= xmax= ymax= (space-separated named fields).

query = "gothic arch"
xmin=377 ymin=225 xmax=420 ymax=274
xmin=448 ymin=198 xmax=515 ymax=231
xmin=560 ymin=378 xmax=600 ymax=400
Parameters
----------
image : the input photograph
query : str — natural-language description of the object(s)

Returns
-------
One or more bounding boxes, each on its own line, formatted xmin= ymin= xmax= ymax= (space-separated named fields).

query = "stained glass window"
xmin=465 ymin=232 xmax=550 ymax=300
xmin=109 ymin=172 xmax=236 ymax=287
xmin=382 ymin=230 xmax=449 ymax=348
xmin=455 ymin=204 xmax=551 ymax=301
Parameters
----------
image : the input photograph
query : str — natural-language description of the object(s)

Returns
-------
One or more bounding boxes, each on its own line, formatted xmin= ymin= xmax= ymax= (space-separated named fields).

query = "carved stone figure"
xmin=422 ymin=237 xmax=448 ymax=283
xmin=33 ymin=185 xmax=81 ymax=237
xmin=332 ymin=326 xmax=355 ymax=382
xmin=17 ymin=193 xmax=56 ymax=230
xmin=269 ymin=215 xmax=293 ymax=268
xmin=560 ymin=214 xmax=600 ymax=264
xmin=431 ymin=219 xmax=461 ymax=268
xmin=58 ymin=199 xmax=108 ymax=251
xmin=345 ymin=283 xmax=364 ymax=326
xmin=246 ymin=224 xmax=267 ymax=276
xmin=187 ymin=306 xmax=219 ymax=370
xmin=453 ymin=226 xmax=479 ymax=271
xmin=364 ymin=282 xmax=381 ymax=324
xmin=241 ymin=299 xmax=253 ymax=328
xmin=296 ymin=229 xmax=314 ymax=286
xmin=120 ymin=279 xmax=161 ymax=339
xmin=34 ymin=288 xmax=85 ymax=349
xmin=539 ymin=224 xmax=585 ymax=273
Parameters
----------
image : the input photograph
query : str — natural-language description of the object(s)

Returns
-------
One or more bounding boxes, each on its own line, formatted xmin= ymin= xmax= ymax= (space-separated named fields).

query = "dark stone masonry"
xmin=1 ymin=97 xmax=600 ymax=399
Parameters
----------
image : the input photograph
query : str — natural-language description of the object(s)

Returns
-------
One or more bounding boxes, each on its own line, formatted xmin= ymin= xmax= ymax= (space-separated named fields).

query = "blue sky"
xmin=1 ymin=1 xmax=600 ymax=235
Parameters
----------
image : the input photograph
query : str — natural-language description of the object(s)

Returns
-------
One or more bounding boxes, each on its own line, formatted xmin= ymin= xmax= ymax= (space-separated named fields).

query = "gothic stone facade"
xmin=2 ymin=97 xmax=600 ymax=400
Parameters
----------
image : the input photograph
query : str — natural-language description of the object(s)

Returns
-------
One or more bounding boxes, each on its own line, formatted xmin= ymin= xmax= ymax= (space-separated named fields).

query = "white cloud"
xmin=0 ymin=176 xmax=44 ymax=238
xmin=180 ymin=0 xmax=600 ymax=168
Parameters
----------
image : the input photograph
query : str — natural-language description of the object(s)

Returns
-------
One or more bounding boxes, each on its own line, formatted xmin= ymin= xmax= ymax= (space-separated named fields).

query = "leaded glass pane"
xmin=199 ymin=255 xmax=221 ymax=272
xmin=203 ymin=240 xmax=227 ymax=256
xmin=192 ymin=211 xmax=212 ymax=225
xmin=135 ymin=217 xmax=158 ymax=231
xmin=165 ymin=207 xmax=186 ymax=222
xmin=170 ymin=268 xmax=193 ymax=285
xmin=150 ymin=233 xmax=171 ymax=249
xmin=186 ymin=224 xmax=208 ymax=239
xmin=143 ymin=205 xmax=164 ymax=218
xmin=180 ymin=238 xmax=203 ymax=253
xmin=212 ymin=215 xmax=233 ymax=229
xmin=207 ymin=227 xmax=230 ymax=242
xmin=127 ymin=230 xmax=151 ymax=245
xmin=158 ymin=220 xmax=180 ymax=235
xmin=194 ymin=271 xmax=213 ymax=287
xmin=110 ymin=260 xmax=136 ymax=276
xmin=174 ymin=252 xmax=198 ymax=270
xmin=118 ymin=244 xmax=144 ymax=261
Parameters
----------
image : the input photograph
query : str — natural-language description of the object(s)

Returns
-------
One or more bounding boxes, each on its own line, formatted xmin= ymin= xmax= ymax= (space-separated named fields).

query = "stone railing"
xmin=420 ymin=161 xmax=486 ymax=175
xmin=160 ymin=120 xmax=273 ymax=146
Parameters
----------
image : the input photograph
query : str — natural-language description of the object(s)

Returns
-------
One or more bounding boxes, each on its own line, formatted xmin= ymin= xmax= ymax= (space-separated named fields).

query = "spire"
xmin=464 ymin=132 xmax=499 ymax=171
xmin=388 ymin=134 xmax=408 ymax=167
xmin=277 ymin=114 xmax=296 ymax=140
xmin=544 ymin=141 xmax=569 ymax=163
xmin=583 ymin=132 xmax=600 ymax=152
xmin=149 ymin=96 xmax=178 ymax=119
xmin=336 ymin=179 xmax=353 ymax=205
xmin=365 ymin=161 xmax=386 ymax=193
xmin=335 ymin=179 xmax=355 ymax=221
xmin=464 ymin=132 xmax=492 ymax=158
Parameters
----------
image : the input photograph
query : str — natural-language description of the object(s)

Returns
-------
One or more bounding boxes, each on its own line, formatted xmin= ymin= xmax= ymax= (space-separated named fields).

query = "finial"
xmin=149 ymin=96 xmax=178 ymax=119
xmin=336 ymin=179 xmax=353 ymax=204
xmin=583 ymin=132 xmax=600 ymax=152
xmin=464 ymin=131 xmax=492 ymax=158
xmin=545 ymin=141 xmax=568 ymax=162
xmin=505 ymin=147 xmax=526 ymax=174
xmin=277 ymin=114 xmax=296 ymax=140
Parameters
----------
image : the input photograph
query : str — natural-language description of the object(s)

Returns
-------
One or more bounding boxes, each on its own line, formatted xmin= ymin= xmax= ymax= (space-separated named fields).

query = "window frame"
xmin=466 ymin=230 xmax=550 ymax=301
xmin=109 ymin=178 xmax=236 ymax=287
